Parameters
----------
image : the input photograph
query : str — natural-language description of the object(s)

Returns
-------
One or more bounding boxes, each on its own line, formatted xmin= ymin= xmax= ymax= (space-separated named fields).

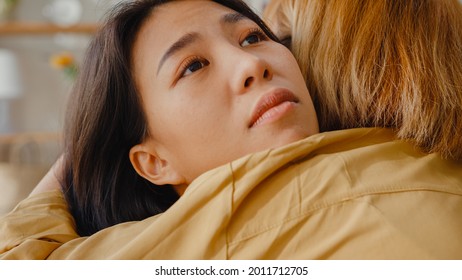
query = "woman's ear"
xmin=129 ymin=143 xmax=186 ymax=186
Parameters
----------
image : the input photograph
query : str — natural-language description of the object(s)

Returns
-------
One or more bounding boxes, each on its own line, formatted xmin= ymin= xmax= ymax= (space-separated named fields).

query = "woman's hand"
xmin=29 ymin=156 xmax=64 ymax=196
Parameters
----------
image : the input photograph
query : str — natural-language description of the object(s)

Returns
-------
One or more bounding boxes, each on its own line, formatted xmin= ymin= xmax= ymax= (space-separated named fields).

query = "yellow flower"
xmin=50 ymin=52 xmax=75 ymax=69
xmin=50 ymin=52 xmax=78 ymax=79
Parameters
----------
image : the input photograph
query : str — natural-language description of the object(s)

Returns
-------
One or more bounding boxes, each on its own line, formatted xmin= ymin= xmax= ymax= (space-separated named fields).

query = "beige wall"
xmin=0 ymin=0 xmax=117 ymax=215
xmin=0 ymin=0 xmax=118 ymax=134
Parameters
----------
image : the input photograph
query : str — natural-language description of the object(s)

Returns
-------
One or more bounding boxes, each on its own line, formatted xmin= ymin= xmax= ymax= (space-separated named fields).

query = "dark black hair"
xmin=62 ymin=0 xmax=279 ymax=236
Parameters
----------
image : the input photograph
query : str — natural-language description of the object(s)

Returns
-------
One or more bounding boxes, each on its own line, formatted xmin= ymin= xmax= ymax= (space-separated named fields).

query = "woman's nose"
xmin=244 ymin=68 xmax=271 ymax=88
xmin=232 ymin=50 xmax=273 ymax=93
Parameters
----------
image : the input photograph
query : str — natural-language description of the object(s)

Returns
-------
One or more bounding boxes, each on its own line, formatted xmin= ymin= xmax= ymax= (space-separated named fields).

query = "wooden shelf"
xmin=0 ymin=22 xmax=99 ymax=35
xmin=0 ymin=132 xmax=62 ymax=144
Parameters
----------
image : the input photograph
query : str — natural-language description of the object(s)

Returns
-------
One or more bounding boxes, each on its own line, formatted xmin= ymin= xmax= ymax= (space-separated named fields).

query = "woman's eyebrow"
xmin=156 ymin=13 xmax=247 ymax=76
xmin=157 ymin=32 xmax=199 ymax=75
xmin=221 ymin=12 xmax=246 ymax=25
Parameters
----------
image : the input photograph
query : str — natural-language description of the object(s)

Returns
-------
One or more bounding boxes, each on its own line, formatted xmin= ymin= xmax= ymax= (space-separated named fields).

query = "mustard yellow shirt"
xmin=1 ymin=128 xmax=461 ymax=259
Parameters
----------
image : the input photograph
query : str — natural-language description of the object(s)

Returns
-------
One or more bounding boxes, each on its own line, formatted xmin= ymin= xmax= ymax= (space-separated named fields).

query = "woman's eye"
xmin=241 ymin=29 xmax=267 ymax=47
xmin=181 ymin=59 xmax=209 ymax=77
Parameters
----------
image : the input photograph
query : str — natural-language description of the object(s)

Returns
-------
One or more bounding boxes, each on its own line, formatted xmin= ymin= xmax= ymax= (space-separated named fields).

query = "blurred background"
xmin=0 ymin=0 xmax=269 ymax=215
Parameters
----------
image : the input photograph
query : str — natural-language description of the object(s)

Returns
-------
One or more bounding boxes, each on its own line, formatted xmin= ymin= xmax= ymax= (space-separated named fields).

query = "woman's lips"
xmin=249 ymin=88 xmax=299 ymax=128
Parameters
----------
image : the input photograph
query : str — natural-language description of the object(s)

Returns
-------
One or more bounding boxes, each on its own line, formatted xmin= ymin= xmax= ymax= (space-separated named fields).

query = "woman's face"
xmin=132 ymin=0 xmax=318 ymax=184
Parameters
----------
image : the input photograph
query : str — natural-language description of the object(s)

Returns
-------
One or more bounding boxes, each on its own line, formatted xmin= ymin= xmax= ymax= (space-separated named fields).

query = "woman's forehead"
xmin=151 ymin=0 xmax=237 ymax=25
xmin=136 ymin=1 xmax=252 ymax=52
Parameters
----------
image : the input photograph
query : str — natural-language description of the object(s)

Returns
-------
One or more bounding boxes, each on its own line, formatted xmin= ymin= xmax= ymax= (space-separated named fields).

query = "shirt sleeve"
xmin=0 ymin=190 xmax=79 ymax=259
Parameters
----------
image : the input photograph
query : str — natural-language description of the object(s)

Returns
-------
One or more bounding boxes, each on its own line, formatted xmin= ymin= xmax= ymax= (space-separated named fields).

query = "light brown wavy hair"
xmin=264 ymin=0 xmax=462 ymax=160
